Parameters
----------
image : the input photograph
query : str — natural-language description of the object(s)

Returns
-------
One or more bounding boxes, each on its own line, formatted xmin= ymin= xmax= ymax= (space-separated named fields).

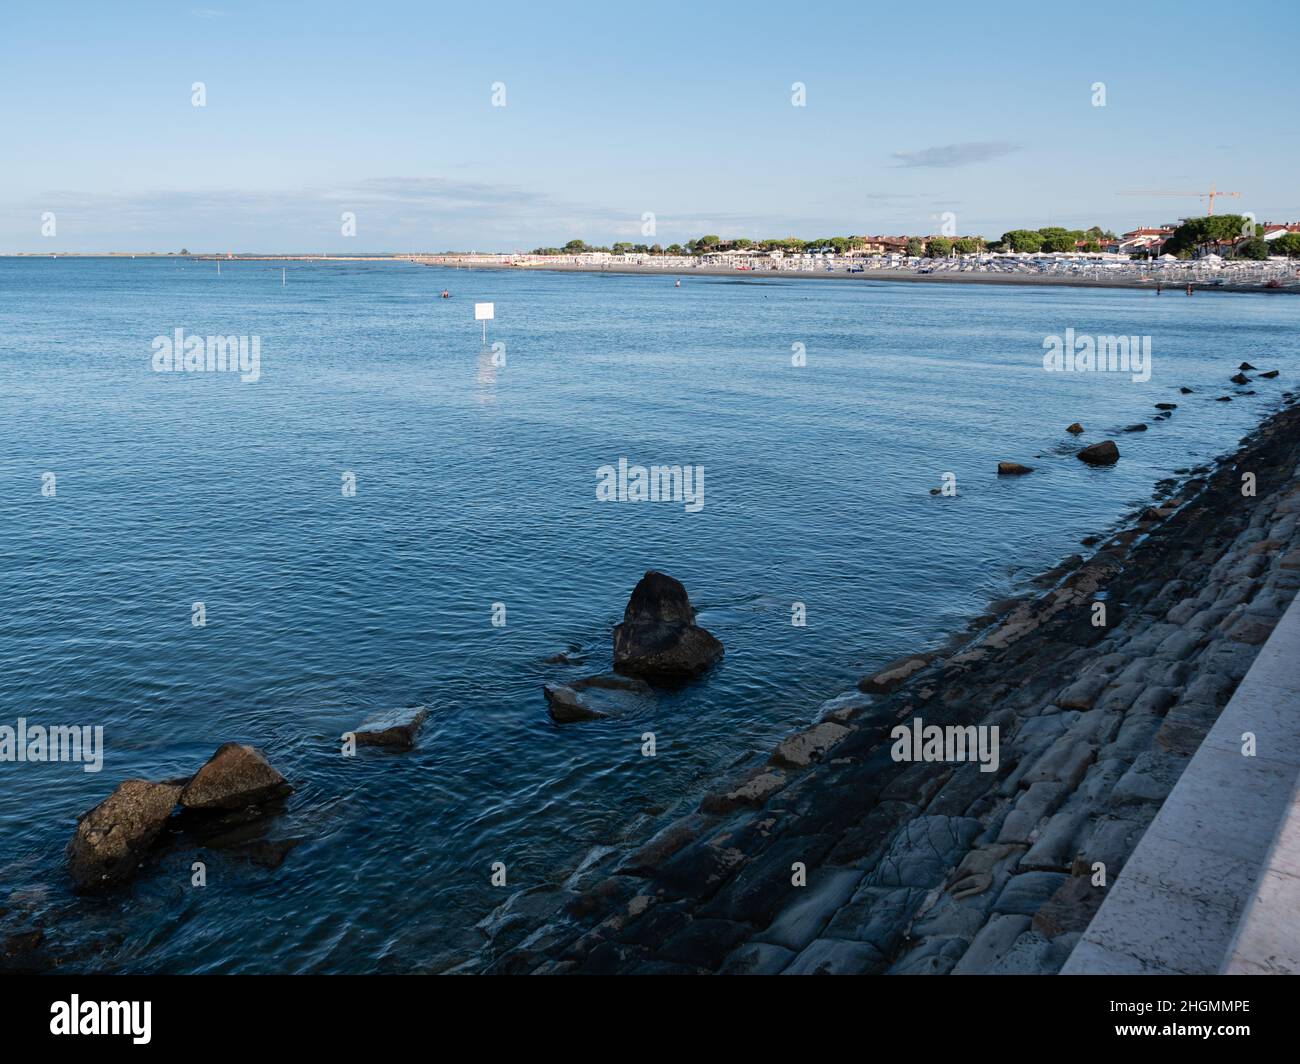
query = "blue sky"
xmin=2 ymin=0 xmax=1297 ymax=252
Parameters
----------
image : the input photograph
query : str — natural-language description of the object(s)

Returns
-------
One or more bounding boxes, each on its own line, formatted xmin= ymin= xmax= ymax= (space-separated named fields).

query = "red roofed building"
xmin=1119 ymin=226 xmax=1175 ymax=254
xmin=1262 ymin=223 xmax=1300 ymax=241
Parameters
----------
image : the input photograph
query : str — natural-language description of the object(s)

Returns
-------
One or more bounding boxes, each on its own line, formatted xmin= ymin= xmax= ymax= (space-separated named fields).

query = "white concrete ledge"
xmin=1063 ymin=592 xmax=1300 ymax=975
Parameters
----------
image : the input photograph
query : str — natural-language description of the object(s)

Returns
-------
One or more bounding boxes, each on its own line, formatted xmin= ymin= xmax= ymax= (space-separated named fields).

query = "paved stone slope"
xmin=468 ymin=402 xmax=1300 ymax=975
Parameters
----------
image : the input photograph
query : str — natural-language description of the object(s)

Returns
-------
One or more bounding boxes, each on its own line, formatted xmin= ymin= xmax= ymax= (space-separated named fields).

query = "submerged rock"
xmin=612 ymin=571 xmax=723 ymax=679
xmin=545 ymin=684 xmax=607 ymax=722
xmin=815 ymin=690 xmax=877 ymax=724
xmin=574 ymin=673 xmax=654 ymax=693
xmin=997 ymin=462 xmax=1033 ymax=475
xmin=66 ymin=780 xmax=183 ymax=892
xmin=179 ymin=743 xmax=291 ymax=811
xmin=1122 ymin=423 xmax=1148 ymax=433
xmin=1031 ymin=554 xmax=1084 ymax=588
xmin=1259 ymin=370 xmax=1280 ymax=379
xmin=0 ymin=929 xmax=47 ymax=972
xmin=232 ymin=838 xmax=303 ymax=869
xmin=859 ymin=652 xmax=933 ymax=694
xmin=1239 ymin=361 xmax=1257 ymax=371
xmin=1230 ymin=372 xmax=1251 ymax=385
xmin=545 ymin=674 xmax=654 ymax=723
xmin=1077 ymin=440 xmax=1120 ymax=466
xmin=348 ymin=707 xmax=428 ymax=750
xmin=1154 ymin=403 xmax=1177 ymax=410
xmin=1179 ymin=387 xmax=1194 ymax=394
xmin=1066 ymin=423 xmax=1085 ymax=435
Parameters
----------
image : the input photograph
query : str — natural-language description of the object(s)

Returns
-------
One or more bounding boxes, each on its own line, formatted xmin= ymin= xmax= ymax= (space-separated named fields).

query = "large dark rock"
xmin=1076 ymin=440 xmax=1120 ymax=466
xmin=66 ymin=780 xmax=183 ymax=892
xmin=179 ymin=743 xmax=291 ymax=810
xmin=612 ymin=571 xmax=723 ymax=679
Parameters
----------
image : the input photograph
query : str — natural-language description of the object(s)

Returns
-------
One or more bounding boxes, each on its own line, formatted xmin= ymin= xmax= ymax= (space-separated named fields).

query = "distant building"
xmin=837 ymin=236 xmax=911 ymax=256
xmin=844 ymin=239 xmax=887 ymax=256
xmin=1262 ymin=223 xmax=1300 ymax=242
xmin=1119 ymin=227 xmax=1175 ymax=255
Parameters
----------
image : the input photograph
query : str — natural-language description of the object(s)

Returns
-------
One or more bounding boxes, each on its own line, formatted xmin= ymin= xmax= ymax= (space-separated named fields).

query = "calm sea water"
xmin=1 ymin=258 xmax=1295 ymax=972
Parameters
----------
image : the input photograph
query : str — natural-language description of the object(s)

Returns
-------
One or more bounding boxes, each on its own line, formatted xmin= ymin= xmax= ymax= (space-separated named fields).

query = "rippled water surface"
xmin=1 ymin=258 xmax=1296 ymax=971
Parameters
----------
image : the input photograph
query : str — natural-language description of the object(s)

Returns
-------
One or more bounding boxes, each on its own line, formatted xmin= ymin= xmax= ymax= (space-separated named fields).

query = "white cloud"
xmin=891 ymin=142 xmax=1021 ymax=169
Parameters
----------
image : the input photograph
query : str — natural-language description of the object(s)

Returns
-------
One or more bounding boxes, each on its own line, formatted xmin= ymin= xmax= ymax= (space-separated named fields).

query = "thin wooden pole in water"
xmin=282 ymin=268 xmax=286 ymax=286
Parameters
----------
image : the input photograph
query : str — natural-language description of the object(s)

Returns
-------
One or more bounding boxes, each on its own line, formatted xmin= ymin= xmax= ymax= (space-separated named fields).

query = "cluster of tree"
xmin=531 ymin=239 xmax=703 ymax=255
xmin=1159 ymin=215 xmax=1255 ymax=259
xmin=531 ymin=235 xmax=894 ymax=256
xmin=1155 ymin=216 xmax=1300 ymax=260
xmin=989 ymin=226 xmax=1117 ymax=254
xmin=532 ymin=222 xmax=1300 ymax=261
xmin=683 ymin=235 xmax=905 ymax=255
xmin=532 ymin=233 xmax=995 ymax=257
xmin=1266 ymin=233 xmax=1300 ymax=258
xmin=924 ymin=236 xmax=988 ymax=257
xmin=530 ymin=239 xmax=612 ymax=255
xmin=1225 ymin=232 xmax=1300 ymax=260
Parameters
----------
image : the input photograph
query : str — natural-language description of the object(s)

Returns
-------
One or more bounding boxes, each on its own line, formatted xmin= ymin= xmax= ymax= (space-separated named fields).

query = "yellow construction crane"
xmin=1117 ymin=183 xmax=1241 ymax=216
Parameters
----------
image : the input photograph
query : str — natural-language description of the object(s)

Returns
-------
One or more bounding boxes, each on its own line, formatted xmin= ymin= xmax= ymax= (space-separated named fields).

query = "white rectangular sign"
xmin=474 ymin=302 xmax=495 ymax=321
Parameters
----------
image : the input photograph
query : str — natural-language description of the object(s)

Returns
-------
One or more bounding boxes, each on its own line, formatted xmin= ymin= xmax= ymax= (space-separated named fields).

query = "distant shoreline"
xmin=412 ymin=260 xmax=1297 ymax=294
xmin=5 ymin=253 xmax=1294 ymax=294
